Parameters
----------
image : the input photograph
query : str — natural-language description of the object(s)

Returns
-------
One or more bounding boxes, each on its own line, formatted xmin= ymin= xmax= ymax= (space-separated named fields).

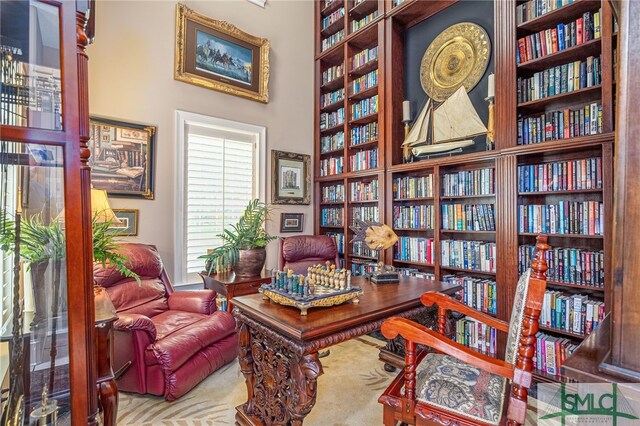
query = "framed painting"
xmin=89 ymin=117 xmax=156 ymax=199
xmin=280 ymin=213 xmax=304 ymax=233
xmin=271 ymin=150 xmax=311 ymax=205
xmin=174 ymin=3 xmax=270 ymax=103
xmin=110 ymin=209 xmax=139 ymax=236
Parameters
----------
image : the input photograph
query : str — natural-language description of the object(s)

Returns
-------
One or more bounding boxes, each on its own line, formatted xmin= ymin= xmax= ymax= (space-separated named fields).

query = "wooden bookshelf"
xmin=313 ymin=0 xmax=616 ymax=383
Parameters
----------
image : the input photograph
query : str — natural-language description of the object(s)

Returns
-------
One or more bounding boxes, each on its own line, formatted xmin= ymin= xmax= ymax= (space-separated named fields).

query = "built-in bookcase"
xmin=314 ymin=0 xmax=616 ymax=383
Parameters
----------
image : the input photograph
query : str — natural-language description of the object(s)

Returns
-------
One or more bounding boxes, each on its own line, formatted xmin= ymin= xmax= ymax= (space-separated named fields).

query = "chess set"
xmin=259 ymin=262 xmax=363 ymax=315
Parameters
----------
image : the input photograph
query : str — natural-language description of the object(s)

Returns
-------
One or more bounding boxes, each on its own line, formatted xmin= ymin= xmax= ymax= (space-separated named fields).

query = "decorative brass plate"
xmin=259 ymin=285 xmax=363 ymax=316
xmin=420 ymin=22 xmax=491 ymax=102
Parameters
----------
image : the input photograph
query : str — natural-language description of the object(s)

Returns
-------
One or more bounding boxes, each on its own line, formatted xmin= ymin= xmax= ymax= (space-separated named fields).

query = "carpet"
xmin=116 ymin=336 xmax=394 ymax=425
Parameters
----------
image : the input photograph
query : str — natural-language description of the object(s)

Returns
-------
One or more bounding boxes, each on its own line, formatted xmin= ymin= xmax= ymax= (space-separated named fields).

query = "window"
xmin=175 ymin=111 xmax=265 ymax=285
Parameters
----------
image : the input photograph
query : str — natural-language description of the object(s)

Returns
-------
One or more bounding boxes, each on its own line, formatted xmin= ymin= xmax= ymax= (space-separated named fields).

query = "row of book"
xmin=448 ymin=276 xmax=497 ymax=315
xmin=321 ymin=87 xmax=344 ymax=108
xmin=351 ymin=70 xmax=378 ymax=95
xmin=442 ymin=168 xmax=495 ymax=197
xmin=397 ymin=268 xmax=435 ymax=280
xmin=325 ymin=232 xmax=345 ymax=254
xmin=321 ymin=6 xmax=344 ymax=31
xmin=516 ymin=10 xmax=601 ymax=64
xmin=320 ymin=131 xmax=344 ymax=153
xmin=351 ymin=10 xmax=379 ymax=32
xmin=1 ymin=60 xmax=63 ymax=129
xmin=351 ymin=121 xmax=378 ymax=146
xmin=322 ymin=63 xmax=344 ymax=86
xmin=516 ymin=0 xmax=578 ymax=26
xmin=519 ymin=244 xmax=605 ymax=287
xmin=320 ymin=207 xmax=344 ymax=227
xmin=320 ymin=107 xmax=344 ymax=130
xmin=517 ymin=56 xmax=601 ymax=104
xmin=517 ymin=157 xmax=602 ymax=193
xmin=351 ymin=95 xmax=378 ymax=120
xmin=392 ymin=175 xmax=434 ymax=199
xmin=322 ymin=29 xmax=345 ymax=52
xmin=393 ymin=236 xmax=434 ymax=264
xmin=393 ymin=205 xmax=435 ymax=230
xmin=352 ymin=46 xmax=378 ymax=70
xmin=351 ymin=258 xmax=376 ymax=276
xmin=319 ymin=156 xmax=344 ymax=176
xmin=533 ymin=332 xmax=578 ymax=376
xmin=454 ymin=318 xmax=497 ymax=356
xmin=352 ymin=241 xmax=378 ymax=258
xmin=350 ymin=179 xmax=378 ymax=202
xmin=441 ymin=240 xmax=497 ymax=273
xmin=517 ymin=102 xmax=602 ymax=145
xmin=540 ymin=291 xmax=605 ymax=336
xmin=441 ymin=203 xmax=496 ymax=232
xmin=321 ymin=183 xmax=345 ymax=203
xmin=352 ymin=205 xmax=379 ymax=223
xmin=518 ymin=201 xmax=604 ymax=235
xmin=349 ymin=148 xmax=378 ymax=171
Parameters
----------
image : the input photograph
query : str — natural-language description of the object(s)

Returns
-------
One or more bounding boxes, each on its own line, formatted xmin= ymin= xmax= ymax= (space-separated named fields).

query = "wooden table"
xmin=199 ymin=271 xmax=271 ymax=312
xmin=232 ymin=276 xmax=460 ymax=425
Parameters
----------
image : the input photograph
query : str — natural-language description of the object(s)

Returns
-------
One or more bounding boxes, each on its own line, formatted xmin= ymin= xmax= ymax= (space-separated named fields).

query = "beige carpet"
xmin=116 ymin=336 xmax=393 ymax=425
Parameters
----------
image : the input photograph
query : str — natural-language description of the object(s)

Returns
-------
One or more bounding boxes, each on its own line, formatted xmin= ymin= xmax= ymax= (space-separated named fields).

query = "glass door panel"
xmin=0 ymin=141 xmax=71 ymax=424
xmin=1 ymin=1 xmax=62 ymax=130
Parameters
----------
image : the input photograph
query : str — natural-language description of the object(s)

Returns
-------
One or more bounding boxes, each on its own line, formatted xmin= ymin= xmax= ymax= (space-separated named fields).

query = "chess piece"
xmin=338 ymin=270 xmax=346 ymax=290
xmin=328 ymin=270 xmax=335 ymax=288
xmin=346 ymin=270 xmax=352 ymax=289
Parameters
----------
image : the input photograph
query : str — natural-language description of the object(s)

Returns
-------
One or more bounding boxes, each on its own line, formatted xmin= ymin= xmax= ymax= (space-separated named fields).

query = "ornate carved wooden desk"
xmin=231 ymin=276 xmax=460 ymax=425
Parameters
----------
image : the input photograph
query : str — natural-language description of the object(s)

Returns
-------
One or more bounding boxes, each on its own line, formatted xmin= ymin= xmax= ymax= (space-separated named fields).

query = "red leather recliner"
xmin=93 ymin=243 xmax=238 ymax=401
xmin=278 ymin=235 xmax=340 ymax=274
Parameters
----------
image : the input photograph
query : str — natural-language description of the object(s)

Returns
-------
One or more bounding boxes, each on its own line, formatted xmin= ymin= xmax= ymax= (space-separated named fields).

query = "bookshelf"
xmin=313 ymin=0 xmax=616 ymax=383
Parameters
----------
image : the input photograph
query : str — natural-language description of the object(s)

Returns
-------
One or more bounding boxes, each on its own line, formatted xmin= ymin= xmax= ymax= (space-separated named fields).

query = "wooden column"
xmin=608 ymin=0 xmax=640 ymax=378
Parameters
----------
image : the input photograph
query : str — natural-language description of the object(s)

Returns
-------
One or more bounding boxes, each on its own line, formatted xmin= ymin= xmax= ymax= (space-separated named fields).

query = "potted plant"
xmin=200 ymin=199 xmax=277 ymax=277
xmin=0 ymin=211 xmax=139 ymax=324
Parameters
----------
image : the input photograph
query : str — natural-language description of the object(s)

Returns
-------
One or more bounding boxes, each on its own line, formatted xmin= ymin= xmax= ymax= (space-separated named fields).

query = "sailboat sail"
xmin=401 ymin=99 xmax=431 ymax=147
xmin=434 ymin=86 xmax=487 ymax=144
xmin=402 ymin=86 xmax=487 ymax=155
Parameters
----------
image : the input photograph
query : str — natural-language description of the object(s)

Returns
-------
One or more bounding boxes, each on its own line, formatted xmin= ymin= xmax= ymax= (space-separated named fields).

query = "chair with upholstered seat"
xmin=279 ymin=235 xmax=340 ymax=274
xmin=378 ymin=235 xmax=549 ymax=426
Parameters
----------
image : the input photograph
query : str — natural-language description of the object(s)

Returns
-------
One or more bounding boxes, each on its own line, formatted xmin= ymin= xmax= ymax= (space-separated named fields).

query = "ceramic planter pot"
xmin=233 ymin=247 xmax=266 ymax=277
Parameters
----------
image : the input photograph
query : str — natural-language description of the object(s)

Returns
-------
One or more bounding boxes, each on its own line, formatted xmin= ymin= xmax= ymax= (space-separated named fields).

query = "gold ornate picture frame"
xmin=174 ymin=3 xmax=270 ymax=103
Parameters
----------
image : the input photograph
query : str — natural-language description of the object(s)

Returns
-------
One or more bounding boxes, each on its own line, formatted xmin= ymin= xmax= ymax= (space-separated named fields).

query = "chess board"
xmin=258 ymin=283 xmax=363 ymax=316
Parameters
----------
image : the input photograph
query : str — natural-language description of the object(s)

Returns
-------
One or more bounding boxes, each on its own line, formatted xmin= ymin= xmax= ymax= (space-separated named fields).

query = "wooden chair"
xmin=379 ymin=235 xmax=549 ymax=426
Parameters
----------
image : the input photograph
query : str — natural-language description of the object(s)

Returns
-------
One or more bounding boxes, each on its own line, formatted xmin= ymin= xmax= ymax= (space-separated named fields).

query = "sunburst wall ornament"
xmin=420 ymin=22 xmax=491 ymax=102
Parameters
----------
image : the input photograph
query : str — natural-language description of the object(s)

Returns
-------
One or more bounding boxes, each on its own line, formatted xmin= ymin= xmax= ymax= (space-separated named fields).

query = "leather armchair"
xmin=278 ymin=235 xmax=340 ymax=274
xmin=94 ymin=243 xmax=238 ymax=401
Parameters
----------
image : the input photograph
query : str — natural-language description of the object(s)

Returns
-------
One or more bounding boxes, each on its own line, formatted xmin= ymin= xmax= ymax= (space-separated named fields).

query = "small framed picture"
xmin=110 ymin=209 xmax=139 ymax=236
xmin=280 ymin=213 xmax=304 ymax=233
xmin=271 ymin=150 xmax=311 ymax=205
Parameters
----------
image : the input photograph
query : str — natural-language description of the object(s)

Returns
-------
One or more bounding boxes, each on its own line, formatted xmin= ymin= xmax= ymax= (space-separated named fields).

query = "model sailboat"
xmin=402 ymin=86 xmax=487 ymax=156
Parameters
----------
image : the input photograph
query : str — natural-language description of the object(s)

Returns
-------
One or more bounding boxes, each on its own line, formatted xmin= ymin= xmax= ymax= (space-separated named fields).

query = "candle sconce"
xmin=485 ymin=73 xmax=495 ymax=151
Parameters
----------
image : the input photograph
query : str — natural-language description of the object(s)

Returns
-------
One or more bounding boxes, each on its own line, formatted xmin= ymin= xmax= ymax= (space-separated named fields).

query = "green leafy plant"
xmin=0 ymin=210 xmax=139 ymax=282
xmin=199 ymin=199 xmax=277 ymax=273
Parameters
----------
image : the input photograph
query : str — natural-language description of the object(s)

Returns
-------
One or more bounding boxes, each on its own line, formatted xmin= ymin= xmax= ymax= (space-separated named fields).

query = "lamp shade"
xmin=91 ymin=188 xmax=121 ymax=224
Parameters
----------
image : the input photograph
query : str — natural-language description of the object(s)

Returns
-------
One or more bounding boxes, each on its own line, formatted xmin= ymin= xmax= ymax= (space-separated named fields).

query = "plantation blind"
xmin=184 ymin=124 xmax=257 ymax=278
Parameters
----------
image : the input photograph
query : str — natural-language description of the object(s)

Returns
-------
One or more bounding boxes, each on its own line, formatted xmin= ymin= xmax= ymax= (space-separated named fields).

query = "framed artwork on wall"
xmin=271 ymin=150 xmax=311 ymax=205
xmin=174 ymin=3 xmax=270 ymax=103
xmin=280 ymin=213 xmax=304 ymax=233
xmin=110 ymin=209 xmax=139 ymax=236
xmin=89 ymin=117 xmax=156 ymax=199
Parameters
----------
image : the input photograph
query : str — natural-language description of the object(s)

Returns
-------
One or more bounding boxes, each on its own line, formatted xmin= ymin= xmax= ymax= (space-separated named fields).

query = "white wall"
xmin=88 ymin=0 xmax=314 ymax=283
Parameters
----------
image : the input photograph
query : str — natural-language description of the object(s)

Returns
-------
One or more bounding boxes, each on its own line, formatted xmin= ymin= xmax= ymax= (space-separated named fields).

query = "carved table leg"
xmin=236 ymin=321 xmax=323 ymax=425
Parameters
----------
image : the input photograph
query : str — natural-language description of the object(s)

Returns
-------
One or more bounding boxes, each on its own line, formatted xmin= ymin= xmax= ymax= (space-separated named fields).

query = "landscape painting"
xmin=195 ymin=30 xmax=253 ymax=86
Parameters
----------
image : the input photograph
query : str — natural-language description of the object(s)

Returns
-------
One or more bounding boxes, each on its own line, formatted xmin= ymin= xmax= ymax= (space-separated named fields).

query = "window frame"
xmin=175 ymin=110 xmax=266 ymax=285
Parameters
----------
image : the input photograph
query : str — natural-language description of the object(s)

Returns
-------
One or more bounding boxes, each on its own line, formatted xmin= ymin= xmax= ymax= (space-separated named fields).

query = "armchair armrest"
xmin=168 ymin=290 xmax=217 ymax=315
xmin=114 ymin=313 xmax=157 ymax=342
xmin=421 ymin=291 xmax=510 ymax=333
xmin=382 ymin=317 xmax=515 ymax=380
